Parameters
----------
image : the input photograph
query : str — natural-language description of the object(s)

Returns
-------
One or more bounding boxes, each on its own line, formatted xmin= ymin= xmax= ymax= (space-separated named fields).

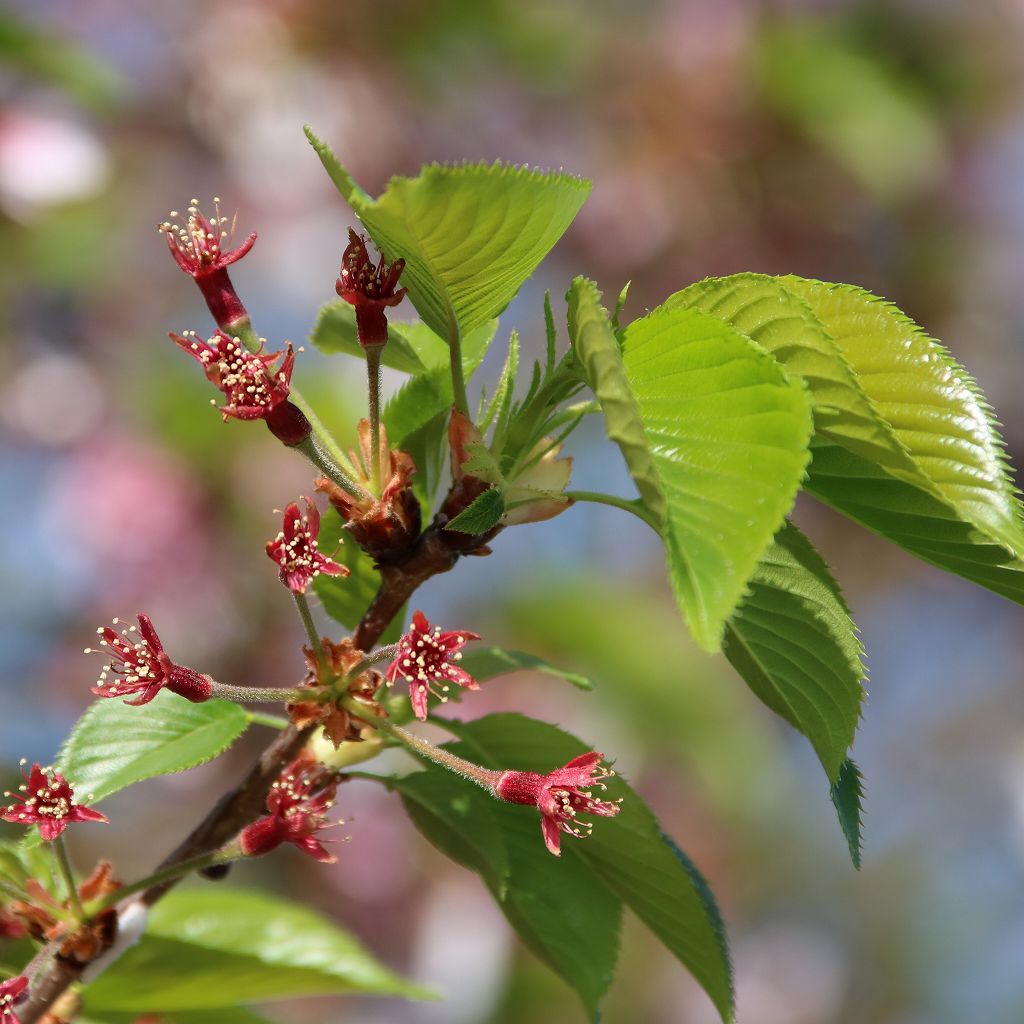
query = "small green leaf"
xmin=444 ymin=487 xmax=505 ymax=534
xmin=312 ymin=303 xmax=498 ymax=377
xmin=81 ymin=888 xmax=432 ymax=1012
xmin=313 ymin=509 xmax=404 ymax=644
xmin=829 ymin=757 xmax=865 ymax=869
xmin=310 ymin=302 xmax=427 ymax=373
xmin=459 ymin=647 xmax=591 ymax=690
xmin=395 ymin=766 xmax=621 ymax=1019
xmin=435 ymin=714 xmax=734 ymax=1023
xmin=55 ymin=692 xmax=249 ymax=806
xmin=569 ymin=277 xmax=814 ymax=651
xmin=306 ymin=126 xmax=590 ymax=340
xmin=723 ymin=520 xmax=865 ymax=782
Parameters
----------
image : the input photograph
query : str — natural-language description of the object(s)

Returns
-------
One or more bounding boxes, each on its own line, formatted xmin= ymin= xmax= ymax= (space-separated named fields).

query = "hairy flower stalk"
xmin=335 ymin=230 xmax=407 ymax=488
xmin=384 ymin=610 xmax=480 ymax=721
xmin=85 ymin=615 xmax=212 ymax=705
xmin=340 ymin=701 xmax=621 ymax=855
xmin=2 ymin=764 xmax=107 ymax=842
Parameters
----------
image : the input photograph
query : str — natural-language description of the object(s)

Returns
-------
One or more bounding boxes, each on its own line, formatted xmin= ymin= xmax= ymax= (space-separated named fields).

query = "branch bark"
xmin=18 ymin=510 xmax=482 ymax=1023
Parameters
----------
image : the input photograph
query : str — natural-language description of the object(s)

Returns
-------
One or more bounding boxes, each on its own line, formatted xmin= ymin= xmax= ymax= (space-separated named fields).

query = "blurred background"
xmin=2 ymin=1 xmax=1024 ymax=1022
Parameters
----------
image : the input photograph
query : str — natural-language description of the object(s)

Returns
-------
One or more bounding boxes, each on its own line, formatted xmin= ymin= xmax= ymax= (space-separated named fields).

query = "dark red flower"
xmin=2 ymin=764 xmax=107 ymax=842
xmin=335 ymin=229 xmax=407 ymax=347
xmin=159 ymin=198 xmax=256 ymax=328
xmin=494 ymin=752 xmax=621 ymax=856
xmin=266 ymin=497 xmax=349 ymax=594
xmin=0 ymin=976 xmax=28 ymax=1024
xmin=86 ymin=614 xmax=212 ymax=706
xmin=384 ymin=610 xmax=480 ymax=721
xmin=170 ymin=330 xmax=295 ymax=423
xmin=240 ymin=751 xmax=340 ymax=863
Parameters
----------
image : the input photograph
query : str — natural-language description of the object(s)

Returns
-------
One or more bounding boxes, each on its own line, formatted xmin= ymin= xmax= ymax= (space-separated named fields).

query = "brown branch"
xmin=18 ymin=512 xmax=482 ymax=1024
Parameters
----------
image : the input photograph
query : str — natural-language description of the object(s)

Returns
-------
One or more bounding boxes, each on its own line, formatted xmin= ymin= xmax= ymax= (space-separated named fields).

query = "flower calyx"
xmin=2 ymin=763 xmax=107 ymax=842
xmin=316 ymin=418 xmax=421 ymax=562
xmin=86 ymin=614 xmax=212 ymax=706
xmin=493 ymin=752 xmax=621 ymax=856
xmin=266 ymin=497 xmax=348 ymax=595
xmin=335 ymin=229 xmax=407 ymax=348
xmin=385 ymin=610 xmax=480 ymax=722
xmin=287 ymin=638 xmax=385 ymax=748
xmin=239 ymin=750 xmax=342 ymax=863
xmin=8 ymin=862 xmax=121 ymax=963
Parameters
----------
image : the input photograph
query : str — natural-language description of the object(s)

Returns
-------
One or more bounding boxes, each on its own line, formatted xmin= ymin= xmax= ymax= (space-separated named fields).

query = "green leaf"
xmin=0 ymin=838 xmax=50 ymax=890
xmin=444 ymin=487 xmax=505 ymax=534
xmin=567 ymin=277 xmax=665 ymax=522
xmin=664 ymin=274 xmax=913 ymax=476
xmin=569 ymin=277 xmax=814 ymax=651
xmin=459 ymin=647 xmax=591 ymax=690
xmin=81 ymin=888 xmax=432 ymax=1012
xmin=396 ymin=769 xmax=621 ymax=1019
xmin=55 ymin=692 xmax=249 ymax=806
xmin=312 ymin=302 xmax=498 ymax=376
xmin=310 ymin=302 xmax=427 ymax=373
xmin=432 ymin=713 xmax=734 ymax=1023
xmin=782 ymin=278 xmax=1024 ymax=600
xmin=723 ymin=520 xmax=865 ymax=781
xmin=829 ymin=757 xmax=865 ymax=869
xmin=313 ymin=509 xmax=404 ymax=644
xmin=306 ymin=126 xmax=590 ymax=340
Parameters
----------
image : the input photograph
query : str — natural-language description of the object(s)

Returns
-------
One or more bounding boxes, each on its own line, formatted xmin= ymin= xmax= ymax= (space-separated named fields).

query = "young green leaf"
xmin=723 ymin=520 xmax=865 ymax=782
xmin=444 ymin=487 xmax=505 ymax=534
xmin=432 ymin=713 xmax=734 ymax=1024
xmin=306 ymin=126 xmax=590 ymax=341
xmin=311 ymin=303 xmax=498 ymax=376
xmin=54 ymin=693 xmax=249 ymax=806
xmin=396 ymin=769 xmax=621 ymax=1019
xmin=829 ymin=756 xmax=865 ymax=869
xmin=568 ymin=277 xmax=814 ymax=651
xmin=80 ymin=888 xmax=432 ymax=1012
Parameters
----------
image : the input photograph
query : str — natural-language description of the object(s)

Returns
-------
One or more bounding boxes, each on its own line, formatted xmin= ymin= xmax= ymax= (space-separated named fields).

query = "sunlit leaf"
xmin=307 ymin=126 xmax=590 ymax=341
xmin=82 ymin=888 xmax=432 ymax=1011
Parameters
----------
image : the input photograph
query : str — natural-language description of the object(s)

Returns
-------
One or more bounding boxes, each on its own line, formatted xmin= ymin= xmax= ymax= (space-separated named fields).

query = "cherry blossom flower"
xmin=385 ymin=610 xmax=480 ymax=721
xmin=494 ymin=752 xmax=621 ymax=856
xmin=170 ymin=330 xmax=294 ymax=423
xmin=335 ymin=229 xmax=407 ymax=347
xmin=159 ymin=197 xmax=255 ymax=328
xmin=266 ymin=497 xmax=348 ymax=594
xmin=86 ymin=614 xmax=212 ymax=706
xmin=1 ymin=763 xmax=107 ymax=842
xmin=240 ymin=751 xmax=340 ymax=863
xmin=0 ymin=976 xmax=28 ymax=1024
